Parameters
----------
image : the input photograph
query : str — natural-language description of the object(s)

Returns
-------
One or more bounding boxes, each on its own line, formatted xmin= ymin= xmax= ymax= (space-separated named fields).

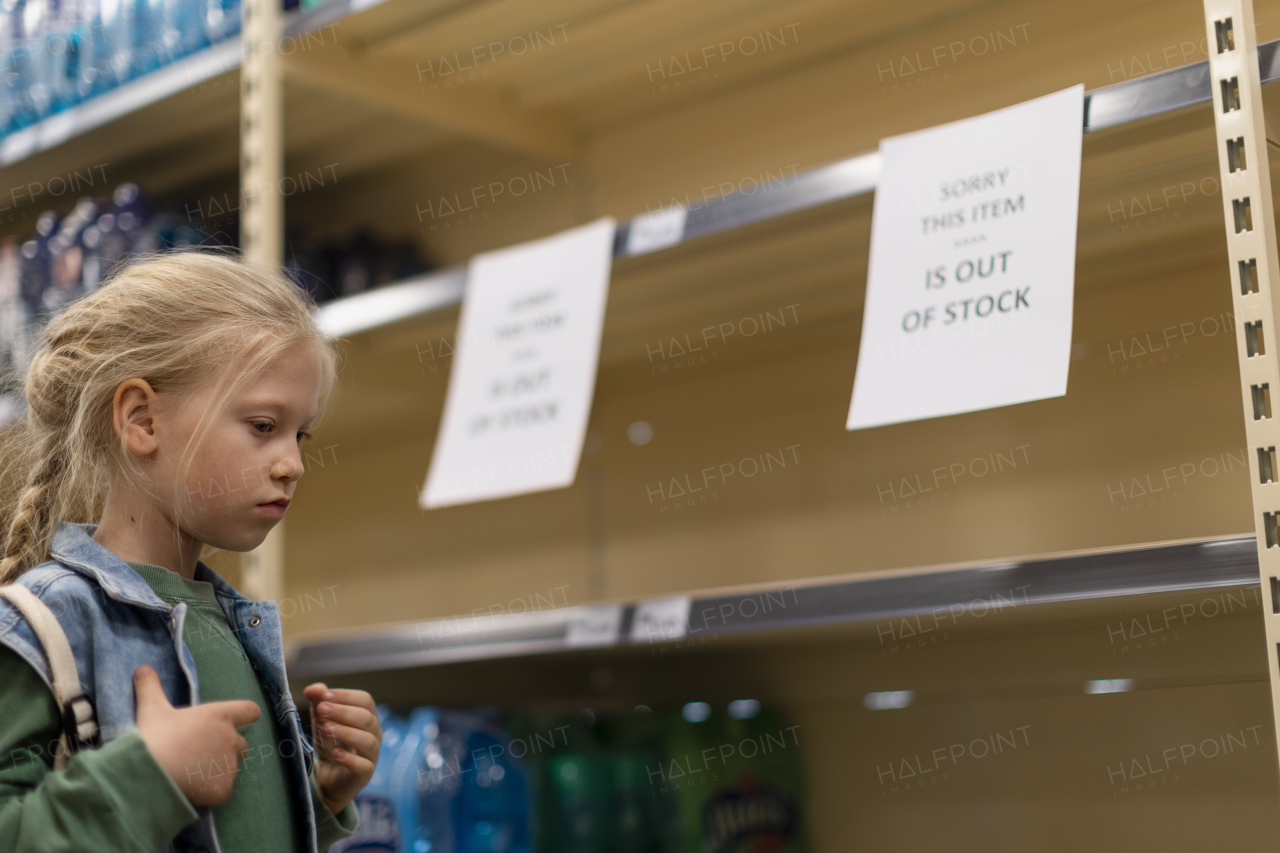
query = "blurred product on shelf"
xmin=518 ymin=708 xmax=680 ymax=853
xmin=285 ymin=229 xmax=428 ymax=304
xmin=345 ymin=706 xmax=533 ymax=853
xmin=80 ymin=181 xmax=153 ymax=294
xmin=0 ymin=179 xmax=430 ymax=396
xmin=87 ymin=0 xmax=137 ymax=97
xmin=522 ymin=711 xmax=615 ymax=852
xmin=16 ymin=181 xmax=217 ymax=326
xmin=343 ymin=700 xmax=807 ymax=853
xmin=17 ymin=209 xmax=57 ymax=323
xmin=42 ymin=194 xmax=99 ymax=316
xmin=0 ymin=0 xmax=242 ymax=130
xmin=404 ymin=706 xmax=532 ymax=853
xmin=200 ymin=0 xmax=241 ymax=44
xmin=0 ymin=236 xmax=29 ymax=396
xmin=160 ymin=0 xmax=206 ymax=68
xmin=131 ymin=0 xmax=165 ymax=79
xmin=662 ymin=701 xmax=806 ymax=853
xmin=332 ymin=706 xmax=408 ymax=853
xmin=4 ymin=0 xmax=51 ymax=130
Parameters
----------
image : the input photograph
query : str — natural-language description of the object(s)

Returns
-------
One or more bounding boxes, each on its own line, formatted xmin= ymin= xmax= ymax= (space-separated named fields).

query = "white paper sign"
xmin=847 ymin=85 xmax=1085 ymax=430
xmin=422 ymin=218 xmax=616 ymax=508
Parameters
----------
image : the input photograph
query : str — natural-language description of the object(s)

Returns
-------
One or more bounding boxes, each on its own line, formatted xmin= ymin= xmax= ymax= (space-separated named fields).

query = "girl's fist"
xmin=303 ymin=682 xmax=380 ymax=816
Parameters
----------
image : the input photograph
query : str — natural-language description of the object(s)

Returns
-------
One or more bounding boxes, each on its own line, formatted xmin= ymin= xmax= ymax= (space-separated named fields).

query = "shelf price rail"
xmin=289 ymin=535 xmax=1259 ymax=678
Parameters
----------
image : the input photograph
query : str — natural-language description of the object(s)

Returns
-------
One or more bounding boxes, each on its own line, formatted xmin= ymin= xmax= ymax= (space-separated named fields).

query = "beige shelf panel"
xmin=273 ymin=100 xmax=1280 ymax=640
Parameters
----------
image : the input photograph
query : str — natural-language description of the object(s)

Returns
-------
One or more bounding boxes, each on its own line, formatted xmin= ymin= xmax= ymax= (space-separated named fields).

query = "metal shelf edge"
xmin=286 ymin=535 xmax=1262 ymax=679
xmin=313 ymin=267 xmax=466 ymax=337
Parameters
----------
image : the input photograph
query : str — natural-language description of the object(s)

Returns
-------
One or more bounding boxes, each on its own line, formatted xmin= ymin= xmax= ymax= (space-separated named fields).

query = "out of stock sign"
xmin=847 ymin=85 xmax=1084 ymax=430
xmin=423 ymin=218 xmax=615 ymax=508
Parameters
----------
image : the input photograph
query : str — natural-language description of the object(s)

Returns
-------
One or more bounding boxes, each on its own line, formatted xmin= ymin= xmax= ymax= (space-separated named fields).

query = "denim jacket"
xmin=0 ymin=520 xmax=320 ymax=853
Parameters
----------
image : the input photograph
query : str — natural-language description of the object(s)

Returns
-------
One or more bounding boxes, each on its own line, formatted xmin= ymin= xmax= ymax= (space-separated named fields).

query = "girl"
xmin=0 ymin=251 xmax=381 ymax=852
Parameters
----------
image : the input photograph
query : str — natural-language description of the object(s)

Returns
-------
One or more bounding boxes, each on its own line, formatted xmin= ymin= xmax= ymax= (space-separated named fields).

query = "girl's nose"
xmin=275 ymin=452 xmax=303 ymax=482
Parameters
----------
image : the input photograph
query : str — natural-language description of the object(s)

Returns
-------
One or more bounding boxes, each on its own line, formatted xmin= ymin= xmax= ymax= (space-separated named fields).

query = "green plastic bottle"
xmin=662 ymin=701 xmax=807 ymax=853
xmin=511 ymin=711 xmax=615 ymax=853
xmin=598 ymin=708 xmax=681 ymax=853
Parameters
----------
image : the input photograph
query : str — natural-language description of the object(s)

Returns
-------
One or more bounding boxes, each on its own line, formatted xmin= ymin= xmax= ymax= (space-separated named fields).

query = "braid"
xmin=0 ymin=438 xmax=66 ymax=584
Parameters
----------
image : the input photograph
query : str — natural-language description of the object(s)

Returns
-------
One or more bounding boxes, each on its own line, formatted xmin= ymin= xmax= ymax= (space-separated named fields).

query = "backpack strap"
xmin=0 ymin=585 xmax=99 ymax=770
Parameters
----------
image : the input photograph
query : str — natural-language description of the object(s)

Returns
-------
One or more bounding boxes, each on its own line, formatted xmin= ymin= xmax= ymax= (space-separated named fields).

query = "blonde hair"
xmin=0 ymin=250 xmax=343 ymax=583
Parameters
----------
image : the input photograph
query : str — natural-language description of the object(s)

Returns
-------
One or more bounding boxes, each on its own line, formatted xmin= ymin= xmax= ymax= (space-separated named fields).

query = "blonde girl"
xmin=0 ymin=251 xmax=380 ymax=853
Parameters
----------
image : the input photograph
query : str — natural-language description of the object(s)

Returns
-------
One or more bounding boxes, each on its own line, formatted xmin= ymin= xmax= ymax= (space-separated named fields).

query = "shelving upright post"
xmin=1204 ymin=0 xmax=1280 ymax=782
xmin=239 ymin=0 xmax=286 ymax=602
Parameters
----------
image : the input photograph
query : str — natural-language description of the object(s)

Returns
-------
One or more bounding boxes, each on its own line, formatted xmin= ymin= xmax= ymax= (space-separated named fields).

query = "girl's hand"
xmin=133 ymin=665 xmax=261 ymax=806
xmin=303 ymin=683 xmax=380 ymax=816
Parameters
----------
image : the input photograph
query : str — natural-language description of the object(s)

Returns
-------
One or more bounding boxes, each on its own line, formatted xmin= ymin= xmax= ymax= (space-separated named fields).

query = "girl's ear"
xmin=113 ymin=379 xmax=161 ymax=457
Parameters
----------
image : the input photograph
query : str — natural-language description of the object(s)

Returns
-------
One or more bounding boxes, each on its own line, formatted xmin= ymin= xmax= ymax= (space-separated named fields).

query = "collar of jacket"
xmin=50 ymin=520 xmax=253 ymax=613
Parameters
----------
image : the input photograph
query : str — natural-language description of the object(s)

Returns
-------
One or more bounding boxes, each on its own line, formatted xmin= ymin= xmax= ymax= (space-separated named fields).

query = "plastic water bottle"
xmin=158 ymin=0 xmax=202 ymax=63
xmin=85 ymin=0 xmax=131 ymax=94
xmin=0 ymin=1 xmax=15 ymax=132
xmin=7 ymin=0 xmax=51 ymax=129
xmin=66 ymin=0 xmax=98 ymax=100
xmin=453 ymin=710 xmax=530 ymax=853
xmin=42 ymin=0 xmax=83 ymax=112
xmin=396 ymin=706 xmax=458 ymax=853
xmin=395 ymin=707 xmax=531 ymax=853
xmin=129 ymin=0 xmax=162 ymax=77
xmin=331 ymin=706 xmax=408 ymax=853
xmin=198 ymin=0 xmax=237 ymax=44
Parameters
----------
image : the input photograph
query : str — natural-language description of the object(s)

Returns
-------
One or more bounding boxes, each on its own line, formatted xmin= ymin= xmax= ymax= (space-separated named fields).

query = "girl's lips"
xmin=256 ymin=502 xmax=285 ymax=518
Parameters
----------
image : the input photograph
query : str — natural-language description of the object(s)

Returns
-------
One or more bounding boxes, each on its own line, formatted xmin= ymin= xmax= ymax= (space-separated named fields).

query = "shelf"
xmin=0 ymin=0 xmax=402 ymax=209
xmin=6 ymin=11 xmax=1273 ymax=338
xmin=287 ymin=534 xmax=1259 ymax=678
xmin=249 ymin=7 xmax=1280 ymax=848
xmin=0 ymin=0 xmax=402 ymax=172
xmin=0 ymin=40 xmax=242 ymax=169
xmin=313 ymin=37 xmax=1280 ymax=339
xmin=292 ymin=92 xmax=1257 ymax=637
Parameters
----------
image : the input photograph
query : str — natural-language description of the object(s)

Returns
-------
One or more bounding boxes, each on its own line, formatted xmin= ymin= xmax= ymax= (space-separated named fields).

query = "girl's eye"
xmin=252 ymin=421 xmax=311 ymax=442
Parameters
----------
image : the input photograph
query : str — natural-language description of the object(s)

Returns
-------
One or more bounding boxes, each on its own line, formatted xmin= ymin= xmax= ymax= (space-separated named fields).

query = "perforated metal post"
xmin=1203 ymin=0 xmax=1280 ymax=770
xmin=240 ymin=0 xmax=285 ymax=602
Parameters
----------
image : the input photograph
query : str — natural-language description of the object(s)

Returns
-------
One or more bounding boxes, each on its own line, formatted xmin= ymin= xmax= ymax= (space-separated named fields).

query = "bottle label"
xmin=330 ymin=793 xmax=399 ymax=853
xmin=700 ymin=782 xmax=797 ymax=853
